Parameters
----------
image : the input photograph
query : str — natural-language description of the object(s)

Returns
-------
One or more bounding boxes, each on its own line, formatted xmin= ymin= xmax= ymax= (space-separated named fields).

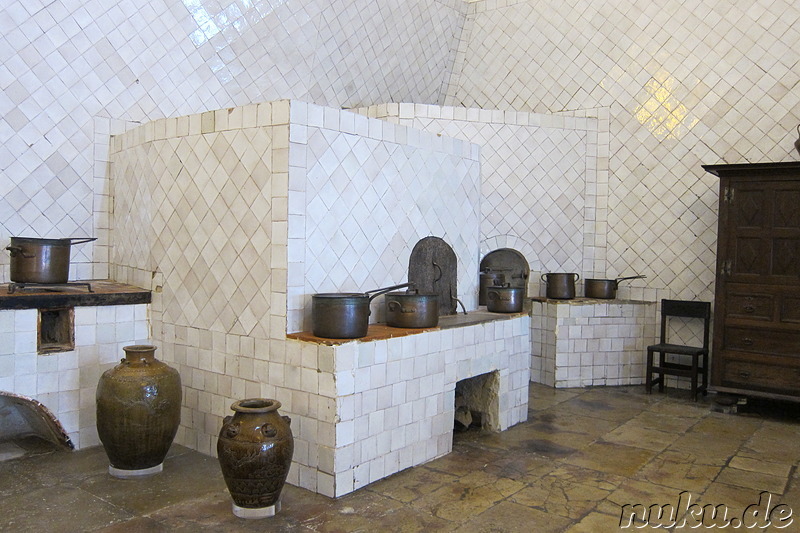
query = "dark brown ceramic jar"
xmin=96 ymin=344 xmax=182 ymax=478
xmin=217 ymin=398 xmax=294 ymax=519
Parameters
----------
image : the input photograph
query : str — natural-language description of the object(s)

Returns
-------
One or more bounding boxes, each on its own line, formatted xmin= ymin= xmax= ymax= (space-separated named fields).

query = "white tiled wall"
xmin=287 ymin=101 xmax=481 ymax=333
xmin=0 ymin=304 xmax=149 ymax=449
xmin=1 ymin=0 xmax=466 ymax=283
xmin=5 ymin=0 xmax=800 ymax=306
xmin=355 ymin=103 xmax=609 ymax=292
xmin=446 ymin=0 xmax=800 ymax=303
xmin=110 ymin=101 xmax=289 ymax=341
xmin=530 ymin=299 xmax=656 ymax=388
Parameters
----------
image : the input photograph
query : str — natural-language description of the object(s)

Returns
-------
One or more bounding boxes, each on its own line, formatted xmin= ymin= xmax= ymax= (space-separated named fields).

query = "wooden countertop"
xmin=0 ymin=280 xmax=151 ymax=310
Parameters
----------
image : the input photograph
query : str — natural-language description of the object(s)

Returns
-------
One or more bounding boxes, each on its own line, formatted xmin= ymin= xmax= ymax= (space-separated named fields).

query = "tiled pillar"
xmin=530 ymin=299 xmax=656 ymax=388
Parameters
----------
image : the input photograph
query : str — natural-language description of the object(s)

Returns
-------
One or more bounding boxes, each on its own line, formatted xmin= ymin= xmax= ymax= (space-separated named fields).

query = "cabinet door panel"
xmin=774 ymin=188 xmax=800 ymax=228
xmin=733 ymin=237 xmax=769 ymax=276
xmin=733 ymin=188 xmax=767 ymax=229
xmin=781 ymin=297 xmax=800 ymax=324
xmin=772 ymin=238 xmax=800 ymax=277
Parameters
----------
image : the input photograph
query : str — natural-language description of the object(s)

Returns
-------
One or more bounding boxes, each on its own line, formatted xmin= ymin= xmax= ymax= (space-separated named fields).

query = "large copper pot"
xmin=311 ymin=283 xmax=411 ymax=338
xmin=6 ymin=237 xmax=96 ymax=283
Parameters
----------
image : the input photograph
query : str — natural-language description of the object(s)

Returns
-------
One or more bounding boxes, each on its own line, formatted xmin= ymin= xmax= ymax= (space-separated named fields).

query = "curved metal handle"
xmin=69 ymin=237 xmax=97 ymax=245
xmin=743 ymin=305 xmax=754 ymax=313
xmin=574 ymin=273 xmax=581 ymax=282
xmin=432 ymin=261 xmax=442 ymax=282
xmin=6 ymin=245 xmax=33 ymax=258
xmin=741 ymin=337 xmax=754 ymax=346
xmin=366 ymin=282 xmax=412 ymax=302
xmin=739 ymin=371 xmax=751 ymax=378
xmin=488 ymin=291 xmax=511 ymax=301
xmin=387 ymin=300 xmax=412 ymax=313
xmin=541 ymin=274 xmax=548 ymax=283
xmin=614 ymin=275 xmax=646 ymax=285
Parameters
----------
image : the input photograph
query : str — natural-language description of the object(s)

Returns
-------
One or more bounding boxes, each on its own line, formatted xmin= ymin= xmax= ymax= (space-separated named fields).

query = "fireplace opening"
xmin=454 ymin=371 xmax=500 ymax=432
xmin=38 ymin=307 xmax=74 ymax=354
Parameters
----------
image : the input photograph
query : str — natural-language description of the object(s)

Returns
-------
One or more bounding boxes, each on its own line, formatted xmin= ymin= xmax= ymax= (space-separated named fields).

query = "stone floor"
xmin=2 ymin=383 xmax=800 ymax=532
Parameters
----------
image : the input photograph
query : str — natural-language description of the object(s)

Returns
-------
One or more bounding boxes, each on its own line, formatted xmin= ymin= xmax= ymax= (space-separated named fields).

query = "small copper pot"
xmin=385 ymin=289 xmax=439 ymax=328
xmin=486 ymin=285 xmax=524 ymax=313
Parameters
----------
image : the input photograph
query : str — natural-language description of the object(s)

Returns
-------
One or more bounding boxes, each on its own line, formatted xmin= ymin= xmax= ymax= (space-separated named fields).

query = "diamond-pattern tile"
xmin=1 ymin=0 xmax=466 ymax=282
xmin=112 ymin=120 xmax=277 ymax=339
xmin=356 ymin=104 xmax=599 ymax=296
xmin=446 ymin=0 xmax=800 ymax=301
xmin=288 ymin=105 xmax=480 ymax=332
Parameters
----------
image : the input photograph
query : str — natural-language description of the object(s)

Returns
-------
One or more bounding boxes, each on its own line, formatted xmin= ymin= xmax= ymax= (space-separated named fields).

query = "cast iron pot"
xmin=541 ymin=273 xmax=580 ymax=299
xmin=486 ymin=285 xmax=524 ymax=313
xmin=384 ymin=289 xmax=439 ymax=328
xmin=6 ymin=237 xmax=97 ymax=284
xmin=311 ymin=283 xmax=410 ymax=339
xmin=584 ymin=275 xmax=646 ymax=299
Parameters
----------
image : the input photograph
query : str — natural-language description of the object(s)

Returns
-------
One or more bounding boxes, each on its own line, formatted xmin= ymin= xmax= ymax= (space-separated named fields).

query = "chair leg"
xmin=658 ymin=351 xmax=665 ymax=393
xmin=691 ymin=355 xmax=699 ymax=402
xmin=645 ymin=349 xmax=653 ymax=394
xmin=702 ymin=352 xmax=708 ymax=395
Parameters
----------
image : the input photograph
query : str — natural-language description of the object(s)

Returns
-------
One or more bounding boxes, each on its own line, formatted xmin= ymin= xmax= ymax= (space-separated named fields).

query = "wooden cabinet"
xmin=703 ymin=162 xmax=800 ymax=401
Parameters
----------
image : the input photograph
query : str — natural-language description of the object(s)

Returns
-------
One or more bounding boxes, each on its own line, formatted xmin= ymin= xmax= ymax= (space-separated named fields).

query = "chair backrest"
xmin=659 ymin=299 xmax=711 ymax=349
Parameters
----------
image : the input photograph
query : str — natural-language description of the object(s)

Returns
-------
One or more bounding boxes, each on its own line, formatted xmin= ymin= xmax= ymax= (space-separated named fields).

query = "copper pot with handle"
xmin=541 ymin=273 xmax=580 ymax=299
xmin=384 ymin=289 xmax=439 ymax=328
xmin=584 ymin=275 xmax=646 ymax=299
xmin=6 ymin=237 xmax=97 ymax=283
xmin=311 ymin=283 xmax=411 ymax=338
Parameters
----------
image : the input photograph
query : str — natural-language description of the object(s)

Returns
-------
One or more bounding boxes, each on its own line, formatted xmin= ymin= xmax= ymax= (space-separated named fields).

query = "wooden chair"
xmin=645 ymin=299 xmax=711 ymax=401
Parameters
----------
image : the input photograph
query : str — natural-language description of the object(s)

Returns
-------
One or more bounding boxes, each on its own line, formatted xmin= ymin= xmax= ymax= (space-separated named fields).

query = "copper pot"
xmin=486 ymin=284 xmax=524 ymax=313
xmin=384 ymin=289 xmax=439 ymax=328
xmin=584 ymin=275 xmax=646 ymax=299
xmin=6 ymin=237 xmax=96 ymax=283
xmin=311 ymin=283 xmax=411 ymax=338
xmin=541 ymin=273 xmax=580 ymax=299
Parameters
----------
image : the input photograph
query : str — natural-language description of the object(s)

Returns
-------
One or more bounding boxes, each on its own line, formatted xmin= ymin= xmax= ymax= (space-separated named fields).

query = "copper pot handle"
xmin=5 ymin=245 xmax=33 ymax=258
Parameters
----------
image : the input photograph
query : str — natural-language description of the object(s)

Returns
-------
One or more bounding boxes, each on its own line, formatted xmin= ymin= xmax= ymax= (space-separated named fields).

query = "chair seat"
xmin=647 ymin=343 xmax=706 ymax=356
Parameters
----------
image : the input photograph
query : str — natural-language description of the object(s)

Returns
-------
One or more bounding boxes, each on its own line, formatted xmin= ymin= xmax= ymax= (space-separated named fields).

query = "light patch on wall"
xmin=183 ymin=0 xmax=287 ymax=47
xmin=634 ymin=71 xmax=698 ymax=141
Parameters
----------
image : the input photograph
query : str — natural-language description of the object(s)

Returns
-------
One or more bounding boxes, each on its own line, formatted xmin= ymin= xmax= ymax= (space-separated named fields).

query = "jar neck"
xmin=123 ymin=345 xmax=157 ymax=363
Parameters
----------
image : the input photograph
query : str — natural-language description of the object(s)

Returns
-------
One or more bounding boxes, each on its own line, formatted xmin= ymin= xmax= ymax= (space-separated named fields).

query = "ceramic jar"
xmin=96 ymin=344 xmax=182 ymax=478
xmin=217 ymin=398 xmax=294 ymax=519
